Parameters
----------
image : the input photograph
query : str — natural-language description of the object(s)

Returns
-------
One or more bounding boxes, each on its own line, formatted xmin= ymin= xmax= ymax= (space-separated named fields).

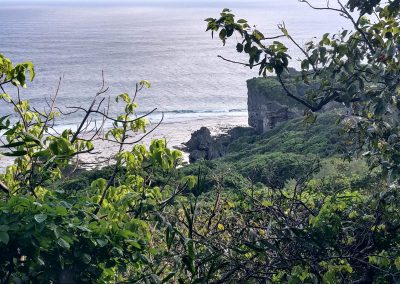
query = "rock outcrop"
xmin=184 ymin=126 xmax=256 ymax=163
xmin=247 ymin=75 xmax=306 ymax=133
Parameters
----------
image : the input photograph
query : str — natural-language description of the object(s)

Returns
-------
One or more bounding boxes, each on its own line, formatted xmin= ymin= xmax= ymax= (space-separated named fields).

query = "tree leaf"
xmin=0 ymin=141 xmax=25 ymax=148
xmin=2 ymin=150 xmax=28 ymax=157
xmin=236 ymin=43 xmax=243 ymax=53
xmin=161 ymin=272 xmax=176 ymax=283
xmin=139 ymin=80 xmax=151 ymax=89
xmin=34 ymin=214 xmax=47 ymax=223
xmin=57 ymin=238 xmax=70 ymax=249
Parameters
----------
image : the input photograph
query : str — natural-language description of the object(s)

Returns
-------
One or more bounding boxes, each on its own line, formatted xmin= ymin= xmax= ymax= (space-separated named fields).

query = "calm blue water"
xmin=0 ymin=1 xmax=349 ymax=129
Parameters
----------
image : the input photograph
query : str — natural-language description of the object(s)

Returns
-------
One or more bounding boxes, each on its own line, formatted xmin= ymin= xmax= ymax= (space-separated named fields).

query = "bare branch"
xmin=217 ymin=55 xmax=262 ymax=67
xmin=39 ymin=77 xmax=61 ymax=137
xmin=299 ymin=0 xmax=343 ymax=13
xmin=277 ymin=74 xmax=320 ymax=111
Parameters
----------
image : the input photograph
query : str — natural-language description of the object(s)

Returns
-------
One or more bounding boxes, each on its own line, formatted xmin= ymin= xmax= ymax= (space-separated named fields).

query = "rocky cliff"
xmin=247 ymin=76 xmax=306 ymax=133
xmin=184 ymin=75 xmax=310 ymax=162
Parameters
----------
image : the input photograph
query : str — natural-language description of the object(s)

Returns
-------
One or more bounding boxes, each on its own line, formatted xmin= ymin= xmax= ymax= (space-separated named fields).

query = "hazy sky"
xmin=3 ymin=0 xmax=260 ymax=3
xmin=2 ymin=0 xmax=336 ymax=6
xmin=1 ymin=0 xmax=265 ymax=8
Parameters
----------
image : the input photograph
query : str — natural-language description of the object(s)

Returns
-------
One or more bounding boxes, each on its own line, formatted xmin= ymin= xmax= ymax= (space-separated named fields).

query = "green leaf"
xmin=116 ymin=93 xmax=130 ymax=104
xmin=161 ymin=272 xmax=176 ymax=283
xmin=139 ymin=254 xmax=150 ymax=264
xmin=0 ymin=93 xmax=11 ymax=102
xmin=32 ymin=150 xmax=51 ymax=158
xmin=34 ymin=214 xmax=47 ymax=223
xmin=37 ymin=257 xmax=45 ymax=266
xmin=395 ymin=257 xmax=400 ymax=270
xmin=127 ymin=240 xmax=141 ymax=249
xmin=96 ymin=239 xmax=108 ymax=247
xmin=57 ymin=238 xmax=70 ymax=249
xmin=0 ymin=141 xmax=25 ymax=148
xmin=91 ymin=178 xmax=107 ymax=191
xmin=236 ymin=43 xmax=243 ymax=53
xmin=23 ymin=133 xmax=42 ymax=145
xmin=2 ymin=150 xmax=28 ymax=157
xmin=139 ymin=80 xmax=151 ymax=89
xmin=81 ymin=253 xmax=91 ymax=264
xmin=26 ymin=61 xmax=35 ymax=81
xmin=76 ymin=226 xmax=91 ymax=233
xmin=219 ymin=29 xmax=227 ymax=40
xmin=253 ymin=30 xmax=264 ymax=40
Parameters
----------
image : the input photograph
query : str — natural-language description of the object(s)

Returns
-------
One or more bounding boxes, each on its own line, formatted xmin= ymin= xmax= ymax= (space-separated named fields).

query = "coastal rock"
xmin=185 ymin=127 xmax=213 ymax=151
xmin=186 ymin=127 xmax=223 ymax=163
xmin=185 ymin=126 xmax=256 ymax=163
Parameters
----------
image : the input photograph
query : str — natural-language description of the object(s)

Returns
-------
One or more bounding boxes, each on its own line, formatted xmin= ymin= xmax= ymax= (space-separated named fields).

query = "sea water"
xmin=0 ymin=0 xmax=350 ymax=130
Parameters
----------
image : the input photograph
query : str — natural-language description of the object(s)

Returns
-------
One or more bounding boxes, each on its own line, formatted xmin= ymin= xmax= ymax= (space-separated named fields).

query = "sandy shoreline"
xmin=0 ymin=114 xmax=249 ymax=171
xmin=78 ymin=114 xmax=249 ymax=168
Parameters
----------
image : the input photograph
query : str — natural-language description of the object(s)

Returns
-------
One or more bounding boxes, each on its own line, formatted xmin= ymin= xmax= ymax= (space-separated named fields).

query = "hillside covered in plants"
xmin=1 ymin=0 xmax=400 ymax=283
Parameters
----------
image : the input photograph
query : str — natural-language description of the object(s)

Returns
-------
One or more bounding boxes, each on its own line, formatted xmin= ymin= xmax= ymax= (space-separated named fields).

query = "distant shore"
xmin=77 ymin=114 xmax=249 ymax=168
xmin=0 ymin=114 xmax=249 ymax=171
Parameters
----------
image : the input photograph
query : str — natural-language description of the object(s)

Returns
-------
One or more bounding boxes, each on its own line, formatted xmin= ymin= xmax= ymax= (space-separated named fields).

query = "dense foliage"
xmin=0 ymin=54 xmax=184 ymax=283
xmin=1 ymin=0 xmax=400 ymax=283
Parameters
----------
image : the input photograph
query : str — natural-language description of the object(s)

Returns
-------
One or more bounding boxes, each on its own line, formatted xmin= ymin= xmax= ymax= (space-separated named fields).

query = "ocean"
xmin=0 ymin=1 xmax=350 ymax=130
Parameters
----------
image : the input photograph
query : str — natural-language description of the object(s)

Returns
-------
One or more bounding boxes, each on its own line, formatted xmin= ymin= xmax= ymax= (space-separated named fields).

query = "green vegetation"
xmin=180 ymin=112 xmax=343 ymax=191
xmin=1 ymin=0 xmax=400 ymax=283
xmin=247 ymin=75 xmax=307 ymax=108
xmin=224 ymin=112 xmax=342 ymax=159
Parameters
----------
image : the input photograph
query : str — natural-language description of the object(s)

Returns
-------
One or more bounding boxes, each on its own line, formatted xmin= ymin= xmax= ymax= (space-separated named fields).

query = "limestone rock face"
xmin=247 ymin=77 xmax=305 ymax=133
xmin=248 ymin=99 xmax=297 ymax=133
